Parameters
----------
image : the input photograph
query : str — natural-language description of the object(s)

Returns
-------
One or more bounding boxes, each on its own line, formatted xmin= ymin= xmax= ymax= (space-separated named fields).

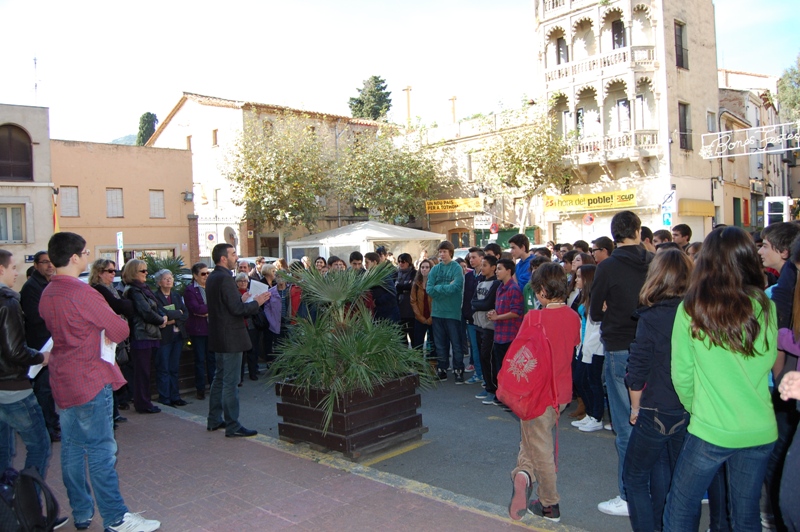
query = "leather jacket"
xmin=123 ymin=282 xmax=164 ymax=341
xmin=0 ymin=286 xmax=44 ymax=390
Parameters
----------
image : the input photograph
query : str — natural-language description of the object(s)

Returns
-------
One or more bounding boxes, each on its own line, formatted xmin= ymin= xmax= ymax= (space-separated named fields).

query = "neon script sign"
xmin=700 ymin=121 xmax=800 ymax=160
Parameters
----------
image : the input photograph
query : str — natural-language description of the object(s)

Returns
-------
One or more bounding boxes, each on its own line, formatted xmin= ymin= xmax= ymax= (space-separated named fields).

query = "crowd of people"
xmin=3 ymin=213 xmax=800 ymax=530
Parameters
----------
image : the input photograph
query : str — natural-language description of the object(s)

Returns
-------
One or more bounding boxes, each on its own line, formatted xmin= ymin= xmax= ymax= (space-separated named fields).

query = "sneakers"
xmin=597 ymin=495 xmax=629 ymax=516
xmin=528 ymin=500 xmax=561 ymax=522
xmin=54 ymin=516 xmax=69 ymax=529
xmin=475 ymin=390 xmax=489 ymax=399
xmin=465 ymin=375 xmax=482 ymax=385
xmin=481 ymin=394 xmax=498 ymax=405
xmin=508 ymin=471 xmax=532 ymax=520
xmin=604 ymin=422 xmax=613 ymax=431
xmin=105 ymin=512 xmax=161 ymax=532
xmin=578 ymin=416 xmax=604 ymax=432
xmin=465 ymin=364 xmax=475 ymax=373
xmin=570 ymin=416 xmax=590 ymax=428
xmin=454 ymin=370 xmax=465 ymax=384
xmin=75 ymin=516 xmax=92 ymax=530
xmin=436 ymin=369 xmax=448 ymax=381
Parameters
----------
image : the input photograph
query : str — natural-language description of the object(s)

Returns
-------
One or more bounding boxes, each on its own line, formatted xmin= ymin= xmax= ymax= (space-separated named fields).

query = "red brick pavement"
xmin=27 ymin=411 xmax=551 ymax=531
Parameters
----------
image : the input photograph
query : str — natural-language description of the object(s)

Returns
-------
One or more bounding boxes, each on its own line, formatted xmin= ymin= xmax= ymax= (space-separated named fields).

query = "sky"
xmin=0 ymin=0 xmax=798 ymax=143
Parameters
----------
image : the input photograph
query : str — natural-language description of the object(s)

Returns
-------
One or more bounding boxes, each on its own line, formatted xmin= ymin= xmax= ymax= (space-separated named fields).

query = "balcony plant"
xmin=269 ymin=262 xmax=433 ymax=456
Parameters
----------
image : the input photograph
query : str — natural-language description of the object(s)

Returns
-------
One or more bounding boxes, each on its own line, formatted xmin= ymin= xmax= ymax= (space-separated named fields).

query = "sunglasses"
xmin=199 ymin=272 xmax=209 ymax=277
xmin=103 ymin=269 xmax=116 ymax=274
xmin=138 ymin=269 xmax=148 ymax=274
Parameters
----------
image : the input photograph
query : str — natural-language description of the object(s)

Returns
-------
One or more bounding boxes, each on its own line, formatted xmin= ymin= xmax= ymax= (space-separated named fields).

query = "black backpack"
xmin=0 ymin=467 xmax=60 ymax=531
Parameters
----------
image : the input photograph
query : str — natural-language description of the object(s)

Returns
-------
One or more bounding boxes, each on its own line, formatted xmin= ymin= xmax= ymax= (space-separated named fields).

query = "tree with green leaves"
xmin=337 ymin=128 xmax=457 ymax=224
xmin=348 ymin=76 xmax=392 ymax=121
xmin=136 ymin=112 xmax=158 ymax=146
xmin=478 ymin=102 xmax=569 ymax=232
xmin=223 ymin=109 xmax=335 ymax=250
xmin=778 ymin=52 xmax=800 ymax=122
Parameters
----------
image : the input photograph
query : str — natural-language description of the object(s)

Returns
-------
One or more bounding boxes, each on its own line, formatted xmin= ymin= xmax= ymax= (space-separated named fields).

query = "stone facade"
xmin=0 ymin=104 xmax=57 ymax=290
xmin=147 ymin=93 xmax=379 ymax=261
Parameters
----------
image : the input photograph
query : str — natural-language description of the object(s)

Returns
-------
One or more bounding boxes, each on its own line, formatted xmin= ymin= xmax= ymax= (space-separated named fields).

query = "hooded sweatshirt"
xmin=589 ymin=244 xmax=653 ymax=351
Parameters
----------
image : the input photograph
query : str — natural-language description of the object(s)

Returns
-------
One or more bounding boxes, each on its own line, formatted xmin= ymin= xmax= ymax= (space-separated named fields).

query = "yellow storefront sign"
xmin=425 ymin=197 xmax=483 ymax=214
xmin=543 ymin=189 xmax=637 ymax=213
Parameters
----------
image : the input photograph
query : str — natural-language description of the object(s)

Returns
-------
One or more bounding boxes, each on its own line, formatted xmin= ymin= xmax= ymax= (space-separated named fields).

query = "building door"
xmin=733 ymin=197 xmax=742 ymax=227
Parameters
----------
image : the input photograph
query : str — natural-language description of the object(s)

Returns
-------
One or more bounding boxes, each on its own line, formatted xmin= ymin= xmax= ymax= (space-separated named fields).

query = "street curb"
xmin=163 ymin=406 xmax=589 ymax=532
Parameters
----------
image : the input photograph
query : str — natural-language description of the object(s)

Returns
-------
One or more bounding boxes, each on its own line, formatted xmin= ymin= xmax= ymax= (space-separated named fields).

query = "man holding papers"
xmin=40 ymin=232 xmax=160 ymax=532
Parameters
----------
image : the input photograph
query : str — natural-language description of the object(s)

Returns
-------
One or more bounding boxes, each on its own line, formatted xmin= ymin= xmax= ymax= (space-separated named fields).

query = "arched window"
xmin=0 ymin=125 xmax=33 ymax=180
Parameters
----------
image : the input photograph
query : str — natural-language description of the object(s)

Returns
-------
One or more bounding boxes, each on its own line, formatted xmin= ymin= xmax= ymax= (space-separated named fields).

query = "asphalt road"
xmin=175 ymin=364 xmax=712 ymax=532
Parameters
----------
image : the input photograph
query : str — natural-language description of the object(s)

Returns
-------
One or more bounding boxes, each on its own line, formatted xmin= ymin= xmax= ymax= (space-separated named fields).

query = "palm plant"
xmin=269 ymin=261 xmax=433 ymax=432
xmin=142 ymin=255 xmax=190 ymax=292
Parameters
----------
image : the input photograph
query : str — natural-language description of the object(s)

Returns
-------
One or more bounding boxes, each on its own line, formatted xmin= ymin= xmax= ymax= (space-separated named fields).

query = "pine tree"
xmin=348 ymin=76 xmax=392 ymax=120
xmin=136 ymin=112 xmax=158 ymax=146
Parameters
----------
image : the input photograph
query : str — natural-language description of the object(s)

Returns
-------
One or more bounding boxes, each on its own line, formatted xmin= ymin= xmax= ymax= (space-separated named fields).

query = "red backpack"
xmin=496 ymin=310 xmax=558 ymax=421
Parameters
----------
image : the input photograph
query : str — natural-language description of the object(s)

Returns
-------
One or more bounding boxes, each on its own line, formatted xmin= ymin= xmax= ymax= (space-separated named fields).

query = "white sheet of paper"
xmin=100 ymin=330 xmax=116 ymax=365
xmin=245 ymin=279 xmax=269 ymax=302
xmin=27 ymin=337 xmax=53 ymax=378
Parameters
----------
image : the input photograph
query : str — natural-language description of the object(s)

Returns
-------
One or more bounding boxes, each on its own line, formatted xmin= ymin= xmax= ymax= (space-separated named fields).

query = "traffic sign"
xmin=474 ymin=215 xmax=492 ymax=229
xmin=662 ymin=213 xmax=672 ymax=227
xmin=116 ymin=232 xmax=124 ymax=250
xmin=489 ymin=223 xmax=499 ymax=234
xmin=582 ymin=213 xmax=594 ymax=226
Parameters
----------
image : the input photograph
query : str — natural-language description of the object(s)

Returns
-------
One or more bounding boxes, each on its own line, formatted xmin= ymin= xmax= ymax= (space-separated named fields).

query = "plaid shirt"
xmin=40 ymin=275 xmax=129 ymax=409
xmin=493 ymin=279 xmax=523 ymax=344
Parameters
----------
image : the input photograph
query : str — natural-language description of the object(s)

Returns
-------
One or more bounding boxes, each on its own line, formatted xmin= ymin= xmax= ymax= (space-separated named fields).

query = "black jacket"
xmin=207 ymin=265 xmax=260 ymax=353
xmin=0 ymin=286 xmax=43 ymax=391
xmin=589 ymin=245 xmax=653 ymax=351
xmin=123 ymin=282 xmax=164 ymax=342
xmin=462 ymin=269 xmax=480 ymax=322
xmin=395 ymin=267 xmax=416 ymax=320
xmin=626 ymin=297 xmax=686 ymax=412
xmin=93 ymin=284 xmax=134 ymax=319
xmin=19 ymin=270 xmax=50 ymax=350
xmin=154 ymin=289 xmax=188 ymax=345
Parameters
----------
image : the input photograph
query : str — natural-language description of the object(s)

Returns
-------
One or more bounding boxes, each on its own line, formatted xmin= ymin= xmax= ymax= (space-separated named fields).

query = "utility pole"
xmin=449 ymin=96 xmax=457 ymax=124
xmin=403 ymin=86 xmax=412 ymax=128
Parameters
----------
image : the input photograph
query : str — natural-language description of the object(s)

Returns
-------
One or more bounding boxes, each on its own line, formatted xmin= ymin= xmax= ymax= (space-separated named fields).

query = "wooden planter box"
xmin=275 ymin=375 xmax=427 ymax=461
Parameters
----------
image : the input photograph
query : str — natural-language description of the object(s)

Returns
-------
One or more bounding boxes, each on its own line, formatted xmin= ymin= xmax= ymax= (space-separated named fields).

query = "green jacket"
xmin=670 ymin=300 xmax=778 ymax=449
xmin=426 ymin=261 xmax=464 ymax=320
xmin=522 ymin=283 xmax=538 ymax=313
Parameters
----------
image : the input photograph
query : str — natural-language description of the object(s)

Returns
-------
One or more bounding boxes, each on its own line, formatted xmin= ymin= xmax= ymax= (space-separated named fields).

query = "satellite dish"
xmin=223 ymin=226 xmax=238 ymax=247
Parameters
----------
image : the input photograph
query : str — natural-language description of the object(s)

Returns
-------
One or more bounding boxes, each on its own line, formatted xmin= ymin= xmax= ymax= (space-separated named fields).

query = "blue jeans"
xmin=582 ymin=354 xmax=605 ymax=421
xmin=0 ymin=391 xmax=51 ymax=477
xmin=780 ymin=422 xmax=800 ymax=531
xmin=605 ymin=348 xmax=633 ymax=500
xmin=207 ymin=352 xmax=243 ymax=435
xmin=623 ymin=408 xmax=689 ymax=532
xmin=156 ymin=338 xmax=183 ymax=403
xmin=191 ymin=335 xmax=215 ymax=392
xmin=432 ymin=317 xmax=464 ymax=372
xmin=664 ymin=433 xmax=774 ymax=532
xmin=60 ymin=385 xmax=128 ymax=528
xmin=466 ymin=323 xmax=482 ymax=378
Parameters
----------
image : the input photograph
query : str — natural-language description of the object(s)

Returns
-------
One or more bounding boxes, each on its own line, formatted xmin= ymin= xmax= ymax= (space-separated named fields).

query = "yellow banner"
xmin=543 ymin=189 xmax=637 ymax=213
xmin=425 ymin=197 xmax=483 ymax=214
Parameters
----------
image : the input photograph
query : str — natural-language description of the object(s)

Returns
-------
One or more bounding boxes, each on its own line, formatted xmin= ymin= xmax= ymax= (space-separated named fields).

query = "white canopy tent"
xmin=285 ymin=221 xmax=446 ymax=262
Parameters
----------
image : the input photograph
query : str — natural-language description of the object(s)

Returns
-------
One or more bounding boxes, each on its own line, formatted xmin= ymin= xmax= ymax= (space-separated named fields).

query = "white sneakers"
xmin=571 ymin=416 xmax=604 ymax=432
xmin=106 ymin=512 xmax=161 ymax=532
xmin=578 ymin=417 xmax=604 ymax=432
xmin=597 ymin=495 xmax=629 ymax=516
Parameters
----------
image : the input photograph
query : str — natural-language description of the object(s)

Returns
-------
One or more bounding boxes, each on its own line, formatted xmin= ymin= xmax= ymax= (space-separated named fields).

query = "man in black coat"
xmin=19 ymin=251 xmax=60 ymax=442
xmin=206 ymin=243 xmax=269 ymax=437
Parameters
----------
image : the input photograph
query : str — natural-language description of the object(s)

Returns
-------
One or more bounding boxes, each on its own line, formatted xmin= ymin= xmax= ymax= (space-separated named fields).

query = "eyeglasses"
xmin=36 ymin=260 xmax=52 ymax=266
xmin=81 ymin=250 xmax=91 ymax=256
xmin=591 ymin=248 xmax=602 ymax=253
xmin=103 ymin=269 xmax=116 ymax=274
xmin=138 ymin=269 xmax=148 ymax=274
xmin=199 ymin=272 xmax=209 ymax=277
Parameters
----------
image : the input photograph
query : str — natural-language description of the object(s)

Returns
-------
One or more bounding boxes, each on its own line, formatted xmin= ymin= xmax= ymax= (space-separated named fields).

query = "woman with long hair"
xmin=410 ymin=259 xmax=436 ymax=359
xmin=571 ymin=264 xmax=605 ymax=431
xmin=121 ymin=259 xmax=167 ymax=414
xmin=395 ymin=253 xmax=417 ymax=346
xmin=621 ymin=249 xmax=693 ymax=531
xmin=665 ymin=227 xmax=778 ymax=531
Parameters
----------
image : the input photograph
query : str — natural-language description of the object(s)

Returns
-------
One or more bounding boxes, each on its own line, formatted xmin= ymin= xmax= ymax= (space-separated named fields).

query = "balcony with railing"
xmin=541 ymin=0 xmax=595 ymax=17
xmin=545 ymin=46 xmax=656 ymax=86
xmin=566 ymin=129 xmax=661 ymax=166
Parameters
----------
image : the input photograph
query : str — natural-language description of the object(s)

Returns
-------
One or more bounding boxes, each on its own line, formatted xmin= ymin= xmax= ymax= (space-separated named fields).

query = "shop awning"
xmin=678 ymin=199 xmax=715 ymax=217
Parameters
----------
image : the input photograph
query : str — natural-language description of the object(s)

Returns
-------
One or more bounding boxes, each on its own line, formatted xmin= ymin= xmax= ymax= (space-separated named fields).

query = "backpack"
xmin=0 ymin=467 xmax=60 ymax=532
xmin=496 ymin=310 xmax=558 ymax=421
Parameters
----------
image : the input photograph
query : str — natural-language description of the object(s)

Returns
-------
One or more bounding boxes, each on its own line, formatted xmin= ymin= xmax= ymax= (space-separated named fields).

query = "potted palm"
xmin=270 ymin=262 xmax=433 ymax=460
